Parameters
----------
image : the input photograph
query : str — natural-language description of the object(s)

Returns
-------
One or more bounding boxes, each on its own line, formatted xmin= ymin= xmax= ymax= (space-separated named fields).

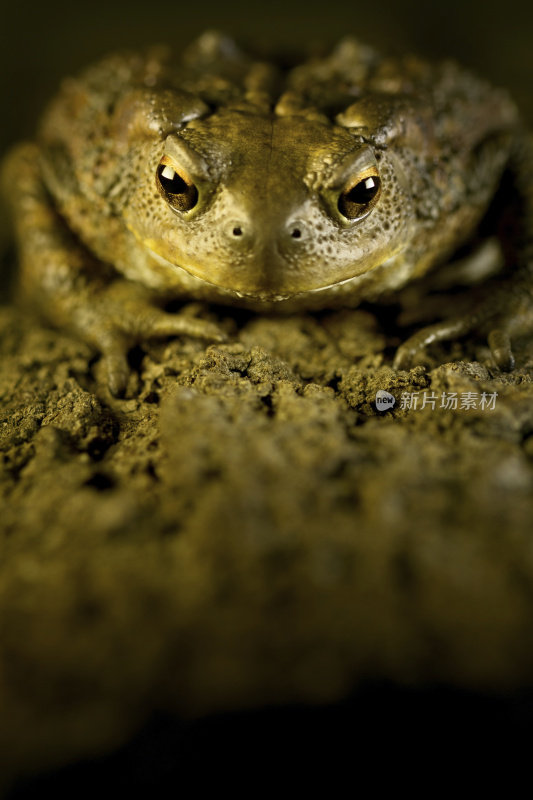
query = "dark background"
xmin=1 ymin=0 xmax=532 ymax=159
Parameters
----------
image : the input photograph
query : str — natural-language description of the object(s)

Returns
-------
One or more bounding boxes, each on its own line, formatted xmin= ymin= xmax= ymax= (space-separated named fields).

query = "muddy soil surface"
xmin=1 ymin=296 xmax=533 ymax=788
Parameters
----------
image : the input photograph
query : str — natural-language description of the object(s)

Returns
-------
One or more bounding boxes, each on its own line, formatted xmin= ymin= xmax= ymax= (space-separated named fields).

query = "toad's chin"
xmin=142 ymin=244 xmax=410 ymax=311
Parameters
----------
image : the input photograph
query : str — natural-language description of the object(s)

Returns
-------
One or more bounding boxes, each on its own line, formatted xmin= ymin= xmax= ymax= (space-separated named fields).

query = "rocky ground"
xmin=1 ymin=288 xmax=533 ymax=791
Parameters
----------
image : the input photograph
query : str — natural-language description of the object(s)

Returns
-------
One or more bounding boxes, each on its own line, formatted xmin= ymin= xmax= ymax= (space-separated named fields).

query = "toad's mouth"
xmin=146 ymin=245 xmax=296 ymax=301
xmin=144 ymin=244 xmax=403 ymax=305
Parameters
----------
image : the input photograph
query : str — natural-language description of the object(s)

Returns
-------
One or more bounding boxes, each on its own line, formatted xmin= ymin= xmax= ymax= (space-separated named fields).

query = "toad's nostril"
xmin=226 ymin=219 xmax=255 ymax=247
xmin=291 ymin=228 xmax=302 ymax=239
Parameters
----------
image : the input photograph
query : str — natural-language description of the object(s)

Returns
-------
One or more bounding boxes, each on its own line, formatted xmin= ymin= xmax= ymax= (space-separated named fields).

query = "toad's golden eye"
xmin=156 ymin=158 xmax=198 ymax=213
xmin=338 ymin=169 xmax=381 ymax=221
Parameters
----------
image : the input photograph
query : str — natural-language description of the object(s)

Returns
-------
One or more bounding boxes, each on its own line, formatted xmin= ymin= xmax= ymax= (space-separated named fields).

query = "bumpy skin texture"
xmin=2 ymin=31 xmax=533 ymax=394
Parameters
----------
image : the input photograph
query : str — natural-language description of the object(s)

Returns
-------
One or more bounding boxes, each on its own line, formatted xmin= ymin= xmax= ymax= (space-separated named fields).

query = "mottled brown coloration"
xmin=2 ymin=30 xmax=533 ymax=395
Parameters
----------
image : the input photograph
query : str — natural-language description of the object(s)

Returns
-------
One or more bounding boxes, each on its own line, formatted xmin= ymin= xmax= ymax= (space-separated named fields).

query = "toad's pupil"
xmin=158 ymin=164 xmax=187 ymax=194
xmin=347 ymin=176 xmax=380 ymax=204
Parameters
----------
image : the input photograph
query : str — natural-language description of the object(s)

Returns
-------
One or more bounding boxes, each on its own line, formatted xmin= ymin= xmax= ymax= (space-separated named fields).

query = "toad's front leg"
xmin=1 ymin=143 xmax=225 ymax=396
xmin=392 ymin=274 xmax=533 ymax=371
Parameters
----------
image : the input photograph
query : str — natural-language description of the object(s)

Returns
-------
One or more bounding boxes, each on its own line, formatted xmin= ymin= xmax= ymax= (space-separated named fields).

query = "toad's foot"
xmin=393 ymin=277 xmax=533 ymax=372
xmin=78 ymin=282 xmax=227 ymax=396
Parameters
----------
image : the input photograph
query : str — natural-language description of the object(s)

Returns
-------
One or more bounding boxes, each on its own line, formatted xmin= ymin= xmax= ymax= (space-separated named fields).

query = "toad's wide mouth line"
xmin=144 ymin=245 xmax=398 ymax=303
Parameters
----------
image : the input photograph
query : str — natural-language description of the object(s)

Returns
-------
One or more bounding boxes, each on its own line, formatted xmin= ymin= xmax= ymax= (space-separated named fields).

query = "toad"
xmin=2 ymin=31 xmax=532 ymax=394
